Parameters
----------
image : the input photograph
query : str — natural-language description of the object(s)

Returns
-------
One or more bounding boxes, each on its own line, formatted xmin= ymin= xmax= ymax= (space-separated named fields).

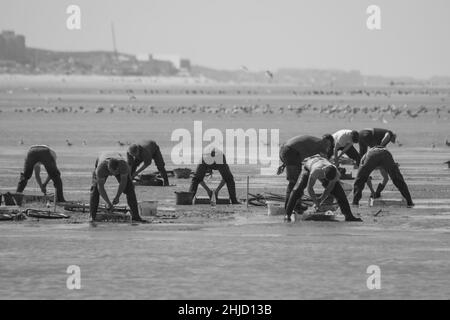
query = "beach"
xmin=0 ymin=75 xmax=449 ymax=299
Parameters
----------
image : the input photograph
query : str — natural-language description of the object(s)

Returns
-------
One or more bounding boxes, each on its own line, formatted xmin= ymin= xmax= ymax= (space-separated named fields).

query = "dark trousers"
xmin=189 ymin=162 xmax=238 ymax=203
xmin=280 ymin=145 xmax=303 ymax=208
xmin=285 ymin=169 xmax=355 ymax=220
xmin=89 ymin=168 xmax=140 ymax=221
xmin=16 ymin=147 xmax=65 ymax=202
xmin=353 ymin=149 xmax=413 ymax=205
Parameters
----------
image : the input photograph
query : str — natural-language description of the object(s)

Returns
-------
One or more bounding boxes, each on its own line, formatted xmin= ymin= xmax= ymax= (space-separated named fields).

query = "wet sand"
xmin=0 ymin=75 xmax=449 ymax=299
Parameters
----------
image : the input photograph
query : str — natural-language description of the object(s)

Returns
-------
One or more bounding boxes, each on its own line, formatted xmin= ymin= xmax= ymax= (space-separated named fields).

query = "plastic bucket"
xmin=3 ymin=192 xmax=23 ymax=206
xmin=139 ymin=201 xmax=158 ymax=216
xmin=175 ymin=192 xmax=194 ymax=205
xmin=266 ymin=201 xmax=285 ymax=216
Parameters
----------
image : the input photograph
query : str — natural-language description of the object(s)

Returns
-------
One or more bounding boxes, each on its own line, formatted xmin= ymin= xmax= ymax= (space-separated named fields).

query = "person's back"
xmin=304 ymin=155 xmax=332 ymax=173
xmin=96 ymin=152 xmax=129 ymax=178
xmin=139 ymin=140 xmax=159 ymax=158
xmin=285 ymin=135 xmax=328 ymax=157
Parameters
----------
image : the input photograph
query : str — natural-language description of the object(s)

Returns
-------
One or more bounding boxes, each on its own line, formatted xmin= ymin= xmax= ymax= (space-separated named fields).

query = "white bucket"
xmin=266 ymin=201 xmax=285 ymax=216
xmin=139 ymin=201 xmax=158 ymax=216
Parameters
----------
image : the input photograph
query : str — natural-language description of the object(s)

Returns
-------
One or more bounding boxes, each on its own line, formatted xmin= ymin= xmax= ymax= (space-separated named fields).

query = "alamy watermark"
xmin=366 ymin=265 xmax=381 ymax=290
xmin=171 ymin=121 xmax=280 ymax=175
xmin=66 ymin=265 xmax=81 ymax=290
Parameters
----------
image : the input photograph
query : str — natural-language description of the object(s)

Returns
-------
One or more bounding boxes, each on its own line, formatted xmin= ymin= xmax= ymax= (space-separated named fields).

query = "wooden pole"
xmin=246 ymin=176 xmax=249 ymax=209
xmin=54 ymin=192 xmax=57 ymax=213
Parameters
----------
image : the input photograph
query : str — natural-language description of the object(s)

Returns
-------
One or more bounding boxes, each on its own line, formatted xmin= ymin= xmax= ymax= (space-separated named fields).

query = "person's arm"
xmin=333 ymin=146 xmax=339 ymax=165
xmin=113 ymin=174 xmax=128 ymax=204
xmin=97 ymin=178 xmax=113 ymax=209
xmin=380 ymin=132 xmax=391 ymax=147
xmin=199 ymin=181 xmax=213 ymax=198
xmin=214 ymin=179 xmax=226 ymax=198
xmin=319 ymin=178 xmax=337 ymax=206
xmin=42 ymin=175 xmax=51 ymax=187
xmin=335 ymin=143 xmax=352 ymax=164
xmin=133 ymin=162 xmax=150 ymax=178
xmin=307 ymin=174 xmax=318 ymax=206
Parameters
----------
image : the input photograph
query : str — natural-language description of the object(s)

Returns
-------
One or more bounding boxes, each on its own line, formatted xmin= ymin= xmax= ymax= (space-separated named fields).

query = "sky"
xmin=1 ymin=0 xmax=449 ymax=78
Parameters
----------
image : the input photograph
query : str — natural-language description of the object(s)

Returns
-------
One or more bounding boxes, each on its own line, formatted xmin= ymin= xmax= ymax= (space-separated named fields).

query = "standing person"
xmin=90 ymin=152 xmax=147 ymax=222
xmin=352 ymin=146 xmax=414 ymax=207
xmin=358 ymin=128 xmax=397 ymax=160
xmin=330 ymin=129 xmax=361 ymax=167
xmin=277 ymin=135 xmax=333 ymax=208
xmin=189 ymin=148 xmax=240 ymax=204
xmin=16 ymin=145 xmax=66 ymax=202
xmin=127 ymin=140 xmax=169 ymax=186
xmin=284 ymin=155 xmax=362 ymax=222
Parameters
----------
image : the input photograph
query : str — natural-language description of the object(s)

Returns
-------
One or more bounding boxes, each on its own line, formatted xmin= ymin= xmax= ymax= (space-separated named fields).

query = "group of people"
xmin=14 ymin=140 xmax=240 ymax=222
xmin=278 ymin=128 xmax=414 ymax=222
xmin=14 ymin=127 xmax=413 ymax=223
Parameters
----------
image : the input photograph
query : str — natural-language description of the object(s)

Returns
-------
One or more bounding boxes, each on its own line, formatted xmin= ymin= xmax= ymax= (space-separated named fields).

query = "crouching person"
xmin=189 ymin=148 xmax=240 ymax=204
xmin=16 ymin=145 xmax=66 ymax=202
xmin=90 ymin=152 xmax=147 ymax=222
xmin=284 ymin=154 xmax=362 ymax=222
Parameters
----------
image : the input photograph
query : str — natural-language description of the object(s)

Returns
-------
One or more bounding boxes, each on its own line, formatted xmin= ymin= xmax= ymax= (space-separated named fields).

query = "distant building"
xmin=136 ymin=53 xmax=150 ymax=62
xmin=150 ymin=54 xmax=191 ymax=71
xmin=0 ymin=30 xmax=28 ymax=64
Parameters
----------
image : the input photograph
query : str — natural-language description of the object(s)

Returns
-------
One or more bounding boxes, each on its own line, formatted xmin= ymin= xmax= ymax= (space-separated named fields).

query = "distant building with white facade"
xmin=135 ymin=53 xmax=191 ymax=71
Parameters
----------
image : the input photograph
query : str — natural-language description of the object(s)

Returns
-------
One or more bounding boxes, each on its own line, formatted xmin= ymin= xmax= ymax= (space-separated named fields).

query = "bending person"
xmin=16 ymin=145 xmax=66 ymax=202
xmin=189 ymin=148 xmax=240 ymax=204
xmin=352 ymin=146 xmax=414 ymax=207
xmin=127 ymin=140 xmax=169 ymax=186
xmin=330 ymin=129 xmax=361 ymax=167
xmin=358 ymin=128 xmax=397 ymax=161
xmin=278 ymin=135 xmax=333 ymax=209
xmin=285 ymin=155 xmax=362 ymax=222
xmin=90 ymin=152 xmax=147 ymax=222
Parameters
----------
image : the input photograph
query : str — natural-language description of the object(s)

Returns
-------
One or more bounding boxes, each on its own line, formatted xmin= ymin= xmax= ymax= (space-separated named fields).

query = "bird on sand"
xmin=445 ymin=139 xmax=450 ymax=147
xmin=117 ymin=141 xmax=126 ymax=146
xmin=265 ymin=70 xmax=274 ymax=79
xmin=66 ymin=139 xmax=73 ymax=146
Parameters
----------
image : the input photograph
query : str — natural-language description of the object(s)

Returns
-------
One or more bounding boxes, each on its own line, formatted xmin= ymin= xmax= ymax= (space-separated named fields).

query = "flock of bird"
xmin=17 ymin=137 xmax=450 ymax=150
xmin=8 ymin=103 xmax=449 ymax=120
xmin=18 ymin=138 xmax=129 ymax=147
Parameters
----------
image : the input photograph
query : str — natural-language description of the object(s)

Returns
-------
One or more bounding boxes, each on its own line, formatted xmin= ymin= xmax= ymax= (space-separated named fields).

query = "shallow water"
xmin=1 ymin=217 xmax=449 ymax=300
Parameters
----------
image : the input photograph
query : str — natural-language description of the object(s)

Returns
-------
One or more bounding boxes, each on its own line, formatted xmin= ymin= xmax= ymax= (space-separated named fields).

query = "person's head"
xmin=390 ymin=133 xmax=397 ymax=143
xmin=128 ymin=144 xmax=140 ymax=158
xmin=351 ymin=130 xmax=360 ymax=143
xmin=107 ymin=158 xmax=121 ymax=175
xmin=322 ymin=133 xmax=334 ymax=149
xmin=323 ymin=165 xmax=338 ymax=181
